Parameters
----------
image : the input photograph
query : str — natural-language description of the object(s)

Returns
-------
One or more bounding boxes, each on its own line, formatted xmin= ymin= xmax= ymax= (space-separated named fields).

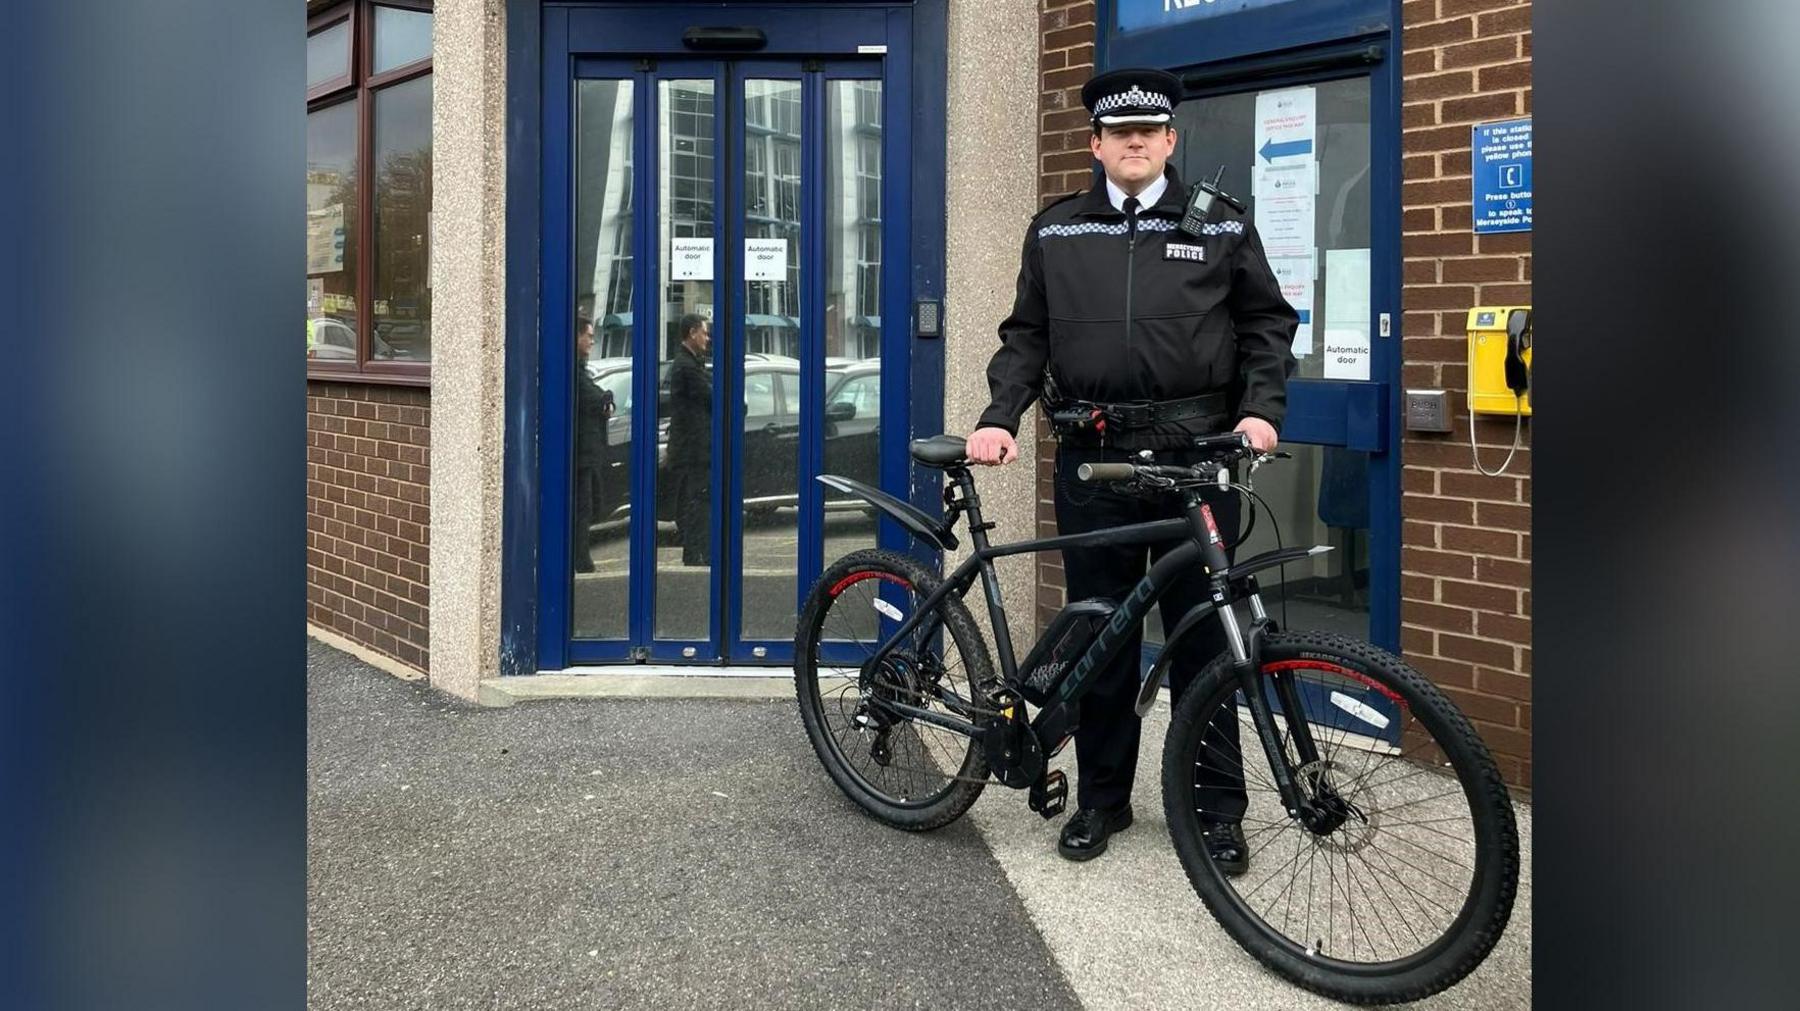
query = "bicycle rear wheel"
xmin=795 ymin=549 xmax=993 ymax=831
xmin=1162 ymin=630 xmax=1518 ymax=1004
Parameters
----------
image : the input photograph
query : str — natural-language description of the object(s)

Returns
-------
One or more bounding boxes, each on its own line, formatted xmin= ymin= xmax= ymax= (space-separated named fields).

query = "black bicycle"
xmin=792 ymin=431 xmax=1518 ymax=1004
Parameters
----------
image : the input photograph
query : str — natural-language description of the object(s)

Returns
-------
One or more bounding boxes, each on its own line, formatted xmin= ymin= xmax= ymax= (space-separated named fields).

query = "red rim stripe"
xmin=1263 ymin=659 xmax=1408 ymax=708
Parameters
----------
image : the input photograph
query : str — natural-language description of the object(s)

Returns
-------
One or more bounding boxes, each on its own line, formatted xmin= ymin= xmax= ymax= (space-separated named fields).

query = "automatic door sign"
xmin=744 ymin=238 xmax=788 ymax=282
xmin=671 ymin=237 xmax=714 ymax=281
xmin=1472 ymin=118 xmax=1532 ymax=234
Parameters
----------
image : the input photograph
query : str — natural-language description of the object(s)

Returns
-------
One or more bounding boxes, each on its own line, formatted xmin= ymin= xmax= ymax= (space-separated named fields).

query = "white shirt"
xmin=1105 ymin=172 xmax=1169 ymax=214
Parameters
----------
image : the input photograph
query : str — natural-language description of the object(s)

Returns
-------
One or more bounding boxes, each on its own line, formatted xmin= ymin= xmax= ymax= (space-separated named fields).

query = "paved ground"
xmin=307 ymin=640 xmax=1078 ymax=1011
xmin=308 ymin=640 xmax=1531 ymax=1009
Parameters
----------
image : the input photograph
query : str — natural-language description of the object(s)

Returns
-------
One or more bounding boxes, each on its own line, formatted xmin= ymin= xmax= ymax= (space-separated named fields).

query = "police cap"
xmin=1081 ymin=67 xmax=1182 ymax=127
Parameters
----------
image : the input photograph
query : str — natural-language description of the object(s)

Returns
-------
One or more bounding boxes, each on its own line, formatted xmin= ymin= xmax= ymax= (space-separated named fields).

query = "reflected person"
xmin=666 ymin=313 xmax=713 ymax=567
xmin=572 ymin=315 xmax=613 ymax=573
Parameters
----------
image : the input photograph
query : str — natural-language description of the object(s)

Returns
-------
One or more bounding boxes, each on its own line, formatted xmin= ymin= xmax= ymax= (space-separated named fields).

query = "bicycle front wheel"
xmin=795 ymin=549 xmax=993 ymax=831
xmin=1161 ymin=631 xmax=1519 ymax=1004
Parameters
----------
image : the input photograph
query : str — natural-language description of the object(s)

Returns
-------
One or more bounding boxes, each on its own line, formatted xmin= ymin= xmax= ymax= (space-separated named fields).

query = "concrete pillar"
xmin=943 ymin=2 xmax=1042 ymax=647
xmin=428 ymin=0 xmax=508 ymax=699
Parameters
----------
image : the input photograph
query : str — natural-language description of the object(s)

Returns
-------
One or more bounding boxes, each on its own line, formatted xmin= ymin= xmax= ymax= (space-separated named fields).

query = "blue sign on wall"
xmin=1115 ymin=0 xmax=1298 ymax=32
xmin=1472 ymin=118 xmax=1532 ymax=234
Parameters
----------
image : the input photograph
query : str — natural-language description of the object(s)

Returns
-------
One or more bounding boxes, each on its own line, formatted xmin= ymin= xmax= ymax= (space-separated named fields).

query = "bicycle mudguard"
xmin=816 ymin=474 xmax=959 ymax=551
xmin=1130 ymin=545 xmax=1332 ymax=717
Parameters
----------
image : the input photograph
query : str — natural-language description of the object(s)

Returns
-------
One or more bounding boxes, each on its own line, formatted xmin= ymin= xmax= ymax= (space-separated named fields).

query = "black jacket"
xmin=666 ymin=343 xmax=712 ymax=469
xmin=977 ymin=167 xmax=1298 ymax=448
xmin=574 ymin=357 xmax=611 ymax=470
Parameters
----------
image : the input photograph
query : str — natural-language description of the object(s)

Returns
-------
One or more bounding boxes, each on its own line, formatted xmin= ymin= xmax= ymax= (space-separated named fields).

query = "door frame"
xmin=1097 ymin=0 xmax=1405 ymax=652
xmin=502 ymin=1 xmax=948 ymax=674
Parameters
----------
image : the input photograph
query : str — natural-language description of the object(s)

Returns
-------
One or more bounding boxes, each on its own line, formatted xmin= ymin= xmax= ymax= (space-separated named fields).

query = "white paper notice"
xmin=1252 ymin=86 xmax=1317 ymax=259
xmin=744 ymin=238 xmax=788 ymax=282
xmin=670 ymin=237 xmax=714 ymax=281
xmin=1266 ymin=254 xmax=1315 ymax=357
xmin=1323 ymin=247 xmax=1372 ymax=380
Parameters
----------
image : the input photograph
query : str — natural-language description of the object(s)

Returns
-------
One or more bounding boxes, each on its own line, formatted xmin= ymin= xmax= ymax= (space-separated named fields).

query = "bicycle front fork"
xmin=1218 ymin=587 xmax=1334 ymax=827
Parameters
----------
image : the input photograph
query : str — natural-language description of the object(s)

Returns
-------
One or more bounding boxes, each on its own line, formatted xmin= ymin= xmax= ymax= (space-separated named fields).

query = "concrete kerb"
xmin=475 ymin=670 xmax=795 ymax=707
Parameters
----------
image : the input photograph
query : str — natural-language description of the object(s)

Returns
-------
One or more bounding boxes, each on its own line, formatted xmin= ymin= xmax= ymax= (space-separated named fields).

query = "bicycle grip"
xmin=1076 ymin=462 xmax=1136 ymax=483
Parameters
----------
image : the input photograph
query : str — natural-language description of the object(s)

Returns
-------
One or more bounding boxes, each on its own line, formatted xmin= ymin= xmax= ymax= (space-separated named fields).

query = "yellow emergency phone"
xmin=1466 ymin=306 xmax=1530 ymax=476
xmin=1466 ymin=306 xmax=1532 ymax=416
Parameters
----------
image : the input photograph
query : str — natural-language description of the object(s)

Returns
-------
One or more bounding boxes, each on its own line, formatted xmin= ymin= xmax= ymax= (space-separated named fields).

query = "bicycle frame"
xmin=858 ymin=464 xmax=1331 ymax=820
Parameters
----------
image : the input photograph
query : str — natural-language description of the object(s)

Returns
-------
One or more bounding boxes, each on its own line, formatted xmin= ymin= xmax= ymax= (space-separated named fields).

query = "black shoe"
xmin=1057 ymin=805 xmax=1133 ymax=862
xmin=1204 ymin=821 xmax=1250 ymax=877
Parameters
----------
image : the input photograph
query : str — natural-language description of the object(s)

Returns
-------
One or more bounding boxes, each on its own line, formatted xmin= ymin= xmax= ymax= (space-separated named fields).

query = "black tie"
xmin=1123 ymin=195 xmax=1140 ymax=220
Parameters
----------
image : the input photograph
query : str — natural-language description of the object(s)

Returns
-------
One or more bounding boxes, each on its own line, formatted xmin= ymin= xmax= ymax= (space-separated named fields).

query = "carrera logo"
xmin=1165 ymin=242 xmax=1206 ymax=262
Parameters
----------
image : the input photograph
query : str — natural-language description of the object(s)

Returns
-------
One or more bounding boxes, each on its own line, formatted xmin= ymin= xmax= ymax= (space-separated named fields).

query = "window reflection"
xmin=823 ymin=79 xmax=882 ymax=564
xmin=571 ymin=78 xmax=635 ymax=640
xmin=371 ymin=75 xmax=433 ymax=362
xmin=306 ymin=100 xmax=358 ymax=361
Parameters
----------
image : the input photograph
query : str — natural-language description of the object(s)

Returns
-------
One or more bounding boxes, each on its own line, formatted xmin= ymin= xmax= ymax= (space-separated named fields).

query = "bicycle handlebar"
xmin=1075 ymin=432 xmax=1290 ymax=489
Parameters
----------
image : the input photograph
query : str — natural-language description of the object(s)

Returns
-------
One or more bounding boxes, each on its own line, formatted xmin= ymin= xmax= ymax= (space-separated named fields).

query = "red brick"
xmin=1476 ymin=666 xmax=1531 ymax=700
xmin=1404 ymin=258 xmax=1439 ymax=284
xmin=1440 ymin=579 xmax=1519 ymax=613
xmin=1405 ymin=18 xmax=1475 ymax=51
xmin=1441 ymin=524 xmax=1519 ymax=557
xmin=1405 ymin=600 xmax=1474 ymax=634
xmin=1441 ymin=35 xmax=1519 ymax=69
xmin=1411 ymin=655 xmax=1476 ymax=690
xmin=1476 ymin=556 xmax=1531 ymax=587
xmin=1406 ymin=69 xmax=1474 ymax=100
xmin=1403 ymin=466 xmax=1437 ymax=494
xmin=1403 ymin=493 xmax=1474 ymax=524
xmin=1477 ymin=231 xmax=1532 ymax=254
xmin=1403 ymin=46 xmax=1437 ymax=76
xmin=1405 ymin=337 xmax=1467 ymax=361
xmin=1406 ymin=231 xmax=1474 ymax=257
xmin=1402 ymin=519 xmax=1439 ymax=548
xmin=1402 ymin=207 xmax=1438 ymax=232
xmin=1044 ymin=26 xmax=1093 ymax=51
xmin=1401 ymin=624 xmax=1436 ymax=654
xmin=1442 ymin=685 xmax=1520 ymax=727
xmin=1478 ymin=6 xmax=1531 ymax=34
xmin=1439 ymin=632 xmax=1515 ymax=667
xmin=1439 ymin=148 xmax=1473 ymax=176
xmin=1404 ymin=285 xmax=1477 ymax=310
xmin=1442 ymin=0 xmax=1522 ymax=17
xmin=1402 ymin=574 xmax=1437 ymax=602
xmin=1402 ymin=0 xmax=1439 ymax=26
xmin=1468 ymin=720 xmax=1529 ymax=759
xmin=1442 ymin=257 xmax=1520 ymax=283
xmin=1438 ymin=470 xmax=1522 ymax=501
xmin=1478 ymin=60 xmax=1532 ymax=91
xmin=1403 ymin=547 xmax=1474 ymax=579
xmin=1403 ymin=102 xmax=1438 ymax=129
xmin=1404 ymin=126 xmax=1473 ymax=157
xmin=1477 ymin=611 xmax=1532 ymax=644
xmin=1476 ymin=500 xmax=1531 ymax=531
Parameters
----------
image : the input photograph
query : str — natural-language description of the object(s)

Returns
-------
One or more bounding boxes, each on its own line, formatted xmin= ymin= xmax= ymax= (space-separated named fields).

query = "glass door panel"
xmin=654 ymin=77 xmax=720 ymax=644
xmin=570 ymin=77 xmax=635 ymax=640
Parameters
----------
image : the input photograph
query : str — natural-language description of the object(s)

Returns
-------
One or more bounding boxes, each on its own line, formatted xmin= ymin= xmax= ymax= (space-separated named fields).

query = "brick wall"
xmin=1030 ymin=1 xmax=1533 ymax=791
xmin=1033 ymin=1 xmax=1098 ymax=637
xmin=1400 ymin=0 xmax=1532 ymax=791
xmin=306 ymin=381 xmax=431 ymax=672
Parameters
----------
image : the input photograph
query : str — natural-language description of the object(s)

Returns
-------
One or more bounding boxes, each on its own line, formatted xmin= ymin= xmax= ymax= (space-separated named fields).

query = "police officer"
xmin=966 ymin=68 xmax=1298 ymax=868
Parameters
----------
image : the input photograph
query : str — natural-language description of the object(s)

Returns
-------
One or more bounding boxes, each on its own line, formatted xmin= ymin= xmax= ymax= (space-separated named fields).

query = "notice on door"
xmin=1322 ymin=247 xmax=1371 ymax=380
xmin=671 ymin=237 xmax=714 ymax=281
xmin=1252 ymin=86 xmax=1317 ymax=257
xmin=1266 ymin=253 xmax=1315 ymax=357
xmin=744 ymin=238 xmax=788 ymax=282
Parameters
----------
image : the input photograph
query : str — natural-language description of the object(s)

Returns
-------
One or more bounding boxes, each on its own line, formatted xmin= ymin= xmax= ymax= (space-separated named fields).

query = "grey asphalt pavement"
xmin=308 ymin=640 xmax=1531 ymax=1010
xmin=307 ymin=639 xmax=1080 ymax=1011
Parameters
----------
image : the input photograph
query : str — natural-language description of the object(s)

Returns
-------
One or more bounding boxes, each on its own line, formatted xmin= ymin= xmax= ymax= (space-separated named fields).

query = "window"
xmin=307 ymin=2 xmax=433 ymax=382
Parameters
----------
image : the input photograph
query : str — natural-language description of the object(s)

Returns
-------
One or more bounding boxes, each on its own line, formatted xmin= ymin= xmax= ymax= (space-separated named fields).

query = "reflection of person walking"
xmin=666 ymin=314 xmax=713 ymax=567
xmin=572 ymin=316 xmax=612 ymax=574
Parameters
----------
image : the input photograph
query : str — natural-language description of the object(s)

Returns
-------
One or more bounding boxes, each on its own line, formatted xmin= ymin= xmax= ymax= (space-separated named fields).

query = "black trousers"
xmin=669 ymin=462 xmax=710 ymax=566
xmin=572 ymin=467 xmax=600 ymax=573
xmin=1053 ymin=444 xmax=1249 ymax=824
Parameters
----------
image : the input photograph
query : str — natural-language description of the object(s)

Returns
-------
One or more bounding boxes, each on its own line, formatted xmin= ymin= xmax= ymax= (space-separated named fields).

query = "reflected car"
xmin=308 ymin=318 xmax=402 ymax=361
xmin=573 ymin=354 xmax=883 ymax=528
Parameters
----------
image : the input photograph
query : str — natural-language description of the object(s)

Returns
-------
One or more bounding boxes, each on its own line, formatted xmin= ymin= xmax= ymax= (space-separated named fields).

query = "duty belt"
xmin=1050 ymin=390 xmax=1226 ymax=433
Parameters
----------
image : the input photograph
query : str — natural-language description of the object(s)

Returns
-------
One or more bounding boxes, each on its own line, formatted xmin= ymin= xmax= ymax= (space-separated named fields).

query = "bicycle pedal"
xmin=1028 ymin=769 xmax=1067 ymax=819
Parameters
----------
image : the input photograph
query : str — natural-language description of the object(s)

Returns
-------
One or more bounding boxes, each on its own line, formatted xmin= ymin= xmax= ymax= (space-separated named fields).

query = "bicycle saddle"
xmin=909 ymin=434 xmax=970 ymax=469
